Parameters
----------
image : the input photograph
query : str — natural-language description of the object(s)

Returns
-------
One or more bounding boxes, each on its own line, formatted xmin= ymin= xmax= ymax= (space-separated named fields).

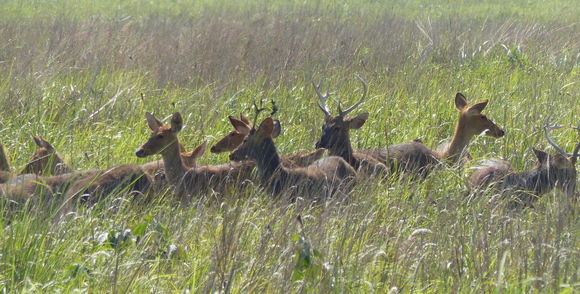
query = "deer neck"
xmin=328 ymin=137 xmax=357 ymax=168
xmin=160 ymin=138 xmax=188 ymax=185
xmin=441 ymin=117 xmax=473 ymax=162
xmin=528 ymin=166 xmax=556 ymax=195
xmin=254 ymin=138 xmax=285 ymax=183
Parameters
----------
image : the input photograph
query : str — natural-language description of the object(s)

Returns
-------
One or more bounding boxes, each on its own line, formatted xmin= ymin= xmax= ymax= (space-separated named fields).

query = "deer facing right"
xmin=386 ymin=93 xmax=505 ymax=176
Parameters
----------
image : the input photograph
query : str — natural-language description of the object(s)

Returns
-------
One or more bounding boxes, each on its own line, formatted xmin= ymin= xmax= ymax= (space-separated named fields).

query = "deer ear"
xmin=229 ymin=116 xmax=251 ymax=135
xmin=346 ymin=112 xmax=369 ymax=129
xmin=455 ymin=93 xmax=468 ymax=110
xmin=272 ymin=120 xmax=282 ymax=138
xmin=145 ymin=112 xmax=163 ymax=131
xmin=532 ymin=148 xmax=548 ymax=164
xmin=257 ymin=117 xmax=275 ymax=137
xmin=33 ymin=136 xmax=54 ymax=150
xmin=171 ymin=112 xmax=183 ymax=133
xmin=189 ymin=141 xmax=207 ymax=159
xmin=469 ymin=100 xmax=488 ymax=113
xmin=239 ymin=113 xmax=251 ymax=125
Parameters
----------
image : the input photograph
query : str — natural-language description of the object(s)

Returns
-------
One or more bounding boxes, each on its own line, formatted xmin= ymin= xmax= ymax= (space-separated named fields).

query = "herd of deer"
xmin=0 ymin=76 xmax=578 ymax=216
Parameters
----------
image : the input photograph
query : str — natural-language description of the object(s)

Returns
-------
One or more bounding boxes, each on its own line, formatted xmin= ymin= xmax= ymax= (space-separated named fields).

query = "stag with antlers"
xmin=229 ymin=100 xmax=356 ymax=199
xmin=469 ymin=121 xmax=579 ymax=207
xmin=313 ymin=75 xmax=389 ymax=178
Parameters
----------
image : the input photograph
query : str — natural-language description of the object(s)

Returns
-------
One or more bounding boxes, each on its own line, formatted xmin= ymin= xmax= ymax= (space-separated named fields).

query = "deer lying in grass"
xmin=135 ymin=112 xmax=255 ymax=199
xmin=210 ymin=113 xmax=326 ymax=167
xmin=1 ymin=164 xmax=152 ymax=217
xmin=386 ymin=93 xmax=505 ymax=176
xmin=22 ymin=136 xmax=202 ymax=179
xmin=313 ymin=75 xmax=388 ymax=178
xmin=1 ymin=139 xmax=153 ymax=215
xmin=21 ymin=136 xmax=72 ymax=176
xmin=469 ymin=123 xmax=579 ymax=207
xmin=230 ymin=116 xmax=356 ymax=199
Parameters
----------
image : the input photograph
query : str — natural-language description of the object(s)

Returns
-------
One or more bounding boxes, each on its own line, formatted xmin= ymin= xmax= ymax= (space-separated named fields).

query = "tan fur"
xmin=230 ymin=117 xmax=356 ymax=199
xmin=21 ymin=136 xmax=72 ymax=176
xmin=387 ymin=93 xmax=504 ymax=176
xmin=136 ymin=112 xmax=255 ymax=199
xmin=61 ymin=165 xmax=152 ymax=210
xmin=22 ymin=136 xmax=201 ymax=186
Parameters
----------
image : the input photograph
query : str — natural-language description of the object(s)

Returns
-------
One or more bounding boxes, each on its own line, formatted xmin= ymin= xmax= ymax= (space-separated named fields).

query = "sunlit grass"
xmin=0 ymin=0 xmax=578 ymax=292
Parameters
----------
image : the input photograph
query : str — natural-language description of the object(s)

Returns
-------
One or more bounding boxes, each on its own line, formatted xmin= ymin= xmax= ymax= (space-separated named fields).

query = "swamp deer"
xmin=313 ymin=75 xmax=388 ymax=177
xmin=387 ymin=93 xmax=505 ymax=176
xmin=229 ymin=116 xmax=356 ymax=199
xmin=469 ymin=123 xmax=579 ymax=207
xmin=135 ymin=112 xmax=254 ymax=199
xmin=210 ymin=113 xmax=326 ymax=167
xmin=1 ymin=138 xmax=153 ymax=215
xmin=23 ymin=136 xmax=201 ymax=179
xmin=21 ymin=136 xmax=72 ymax=176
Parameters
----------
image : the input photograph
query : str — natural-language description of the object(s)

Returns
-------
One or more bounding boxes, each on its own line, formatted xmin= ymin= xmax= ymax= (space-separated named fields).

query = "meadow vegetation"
xmin=0 ymin=0 xmax=578 ymax=292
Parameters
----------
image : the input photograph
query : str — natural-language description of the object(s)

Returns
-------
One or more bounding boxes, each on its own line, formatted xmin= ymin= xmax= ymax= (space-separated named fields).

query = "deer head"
xmin=135 ymin=112 xmax=183 ymax=158
xmin=22 ymin=136 xmax=71 ymax=175
xmin=542 ymin=122 xmax=580 ymax=195
xmin=181 ymin=141 xmax=207 ymax=167
xmin=229 ymin=117 xmax=276 ymax=162
xmin=314 ymin=74 xmax=369 ymax=151
xmin=454 ymin=93 xmax=505 ymax=138
xmin=211 ymin=113 xmax=281 ymax=154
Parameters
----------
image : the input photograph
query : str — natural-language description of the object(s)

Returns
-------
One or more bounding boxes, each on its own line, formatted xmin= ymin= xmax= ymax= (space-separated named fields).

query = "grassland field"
xmin=0 ymin=0 xmax=578 ymax=292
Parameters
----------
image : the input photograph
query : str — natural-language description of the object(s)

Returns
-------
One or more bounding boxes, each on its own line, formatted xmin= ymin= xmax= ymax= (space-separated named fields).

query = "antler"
xmin=338 ymin=74 xmax=368 ymax=117
xmin=270 ymin=100 xmax=278 ymax=116
xmin=313 ymin=80 xmax=331 ymax=116
xmin=544 ymin=121 xmax=575 ymax=157
xmin=252 ymin=99 xmax=267 ymax=130
xmin=572 ymin=121 xmax=580 ymax=165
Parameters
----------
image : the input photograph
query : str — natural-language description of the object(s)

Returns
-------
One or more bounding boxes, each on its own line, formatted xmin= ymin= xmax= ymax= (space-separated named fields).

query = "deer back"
xmin=64 ymin=164 xmax=153 ymax=207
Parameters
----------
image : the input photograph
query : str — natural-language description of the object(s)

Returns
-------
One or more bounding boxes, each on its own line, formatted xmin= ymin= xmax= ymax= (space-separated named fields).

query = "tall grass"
xmin=0 ymin=0 xmax=578 ymax=292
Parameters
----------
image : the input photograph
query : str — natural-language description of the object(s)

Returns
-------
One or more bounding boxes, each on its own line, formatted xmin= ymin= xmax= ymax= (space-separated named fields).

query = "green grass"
xmin=0 ymin=0 xmax=578 ymax=292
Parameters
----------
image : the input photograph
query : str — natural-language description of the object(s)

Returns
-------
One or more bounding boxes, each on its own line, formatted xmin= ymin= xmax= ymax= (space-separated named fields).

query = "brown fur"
xmin=312 ymin=76 xmax=388 ymax=178
xmin=3 ymin=137 xmax=154 ymax=216
xmin=22 ymin=136 xmax=201 ymax=186
xmin=230 ymin=117 xmax=356 ymax=199
xmin=21 ymin=136 xmax=72 ymax=176
xmin=62 ymin=165 xmax=152 ymax=210
xmin=316 ymin=112 xmax=389 ymax=178
xmin=0 ymin=179 xmax=54 ymax=215
xmin=469 ymin=148 xmax=577 ymax=207
xmin=140 ymin=141 xmax=206 ymax=183
xmin=136 ymin=112 xmax=255 ymax=199
xmin=387 ymin=93 xmax=504 ymax=176
xmin=210 ymin=114 xmax=326 ymax=168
